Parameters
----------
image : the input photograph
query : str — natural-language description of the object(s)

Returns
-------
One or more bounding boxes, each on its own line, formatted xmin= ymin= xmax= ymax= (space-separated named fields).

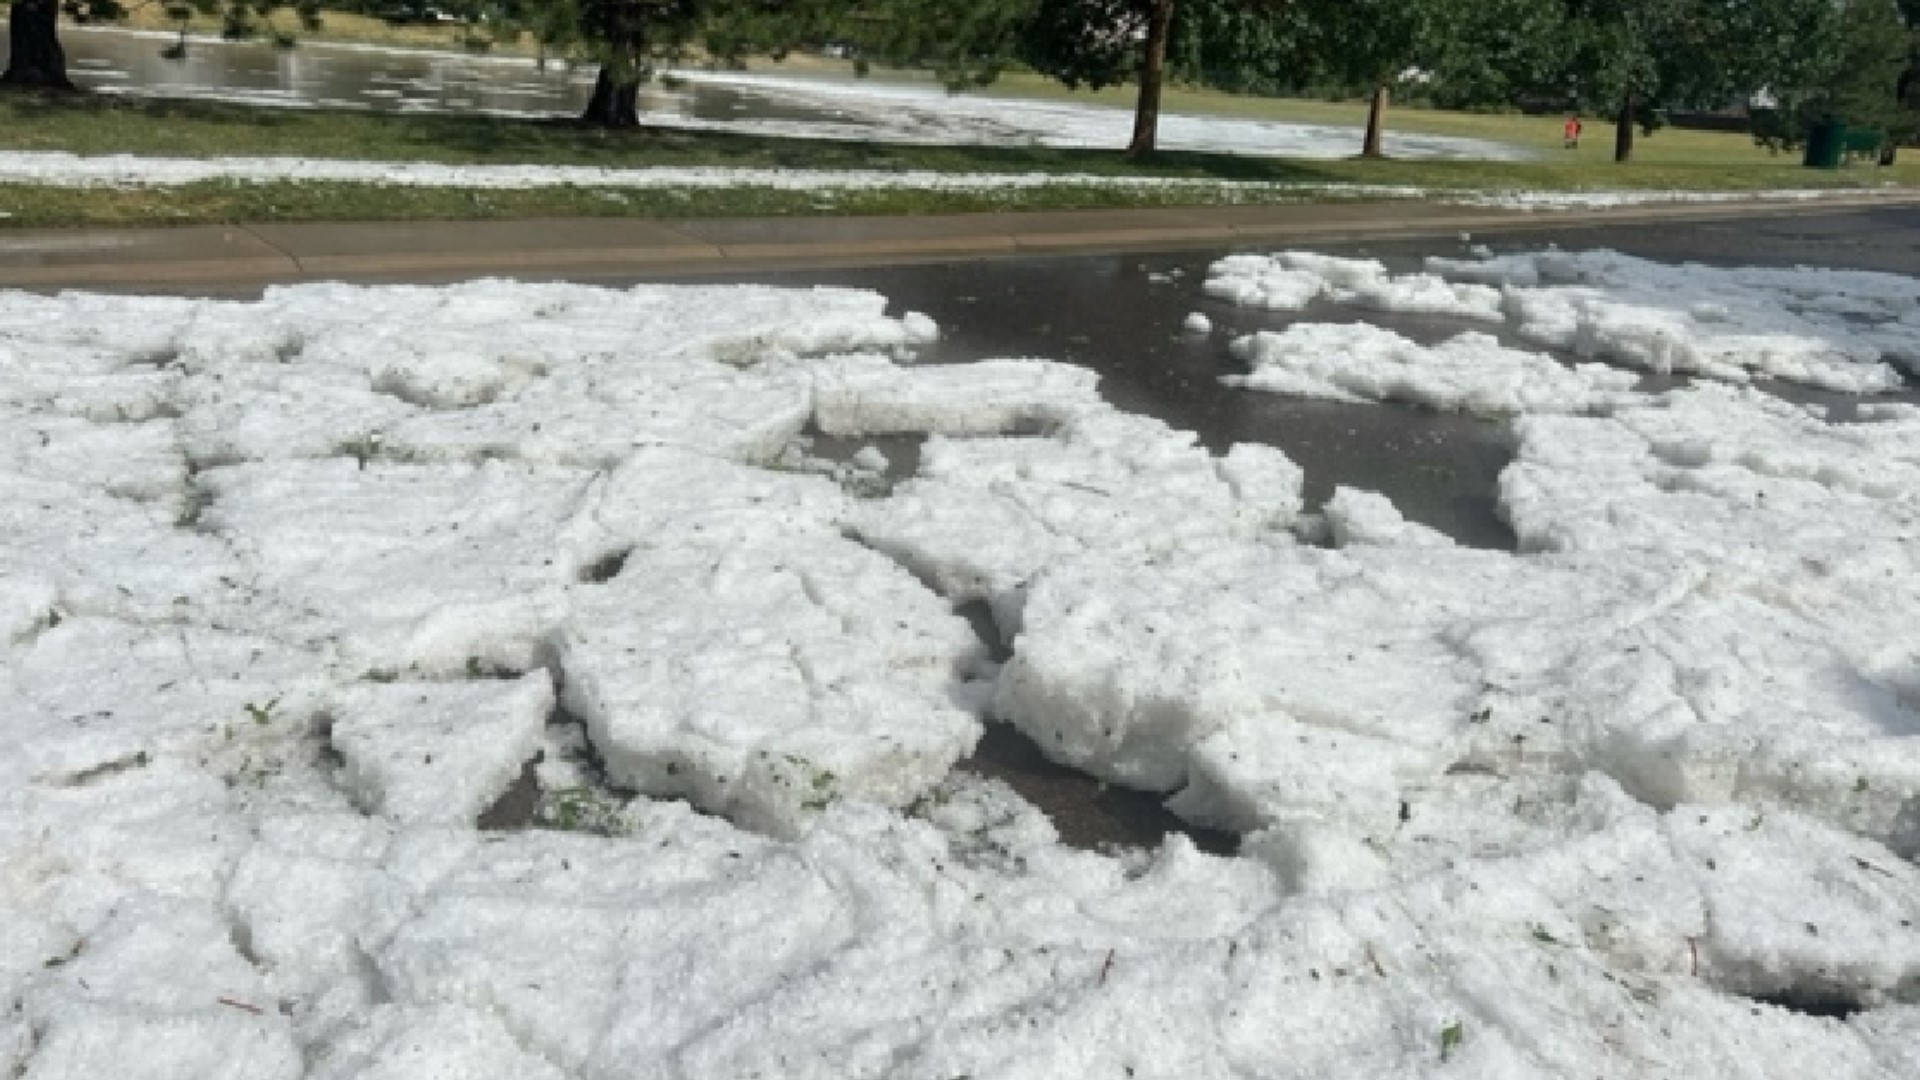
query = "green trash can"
xmin=1804 ymin=119 xmax=1845 ymax=169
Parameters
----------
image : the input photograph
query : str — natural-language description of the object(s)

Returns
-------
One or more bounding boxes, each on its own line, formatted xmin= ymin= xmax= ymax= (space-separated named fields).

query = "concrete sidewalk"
xmin=1 ymin=193 xmax=1917 ymax=289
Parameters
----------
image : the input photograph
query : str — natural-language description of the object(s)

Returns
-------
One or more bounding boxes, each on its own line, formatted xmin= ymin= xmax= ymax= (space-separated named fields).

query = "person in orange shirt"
xmin=1563 ymin=115 xmax=1583 ymax=149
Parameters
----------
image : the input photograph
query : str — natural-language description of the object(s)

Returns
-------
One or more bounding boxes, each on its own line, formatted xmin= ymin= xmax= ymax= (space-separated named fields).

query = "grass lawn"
xmin=0 ymin=11 xmax=1913 ymax=227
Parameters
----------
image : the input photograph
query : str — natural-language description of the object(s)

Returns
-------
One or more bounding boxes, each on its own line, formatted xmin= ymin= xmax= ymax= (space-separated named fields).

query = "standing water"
xmin=35 ymin=25 xmax=852 ymax=124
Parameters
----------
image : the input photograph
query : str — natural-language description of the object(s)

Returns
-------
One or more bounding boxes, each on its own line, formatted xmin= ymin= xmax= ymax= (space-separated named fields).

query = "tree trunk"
xmin=582 ymin=66 xmax=641 ymax=127
xmin=1124 ymin=0 xmax=1174 ymax=159
xmin=2 ymin=0 xmax=75 ymax=90
xmin=1613 ymin=88 xmax=1636 ymax=163
xmin=1362 ymin=82 xmax=1389 ymax=158
xmin=579 ymin=0 xmax=643 ymax=129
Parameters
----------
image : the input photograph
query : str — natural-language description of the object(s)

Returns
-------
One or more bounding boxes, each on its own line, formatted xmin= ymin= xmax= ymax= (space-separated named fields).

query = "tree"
xmin=504 ymin=0 xmax=834 ymax=127
xmin=1753 ymin=0 xmax=1917 ymax=156
xmin=851 ymin=0 xmax=1183 ymax=157
xmin=1169 ymin=0 xmax=1308 ymax=96
xmin=575 ymin=0 xmax=698 ymax=125
xmin=1546 ymin=0 xmax=1841 ymax=162
xmin=1268 ymin=0 xmax=1566 ymax=159
xmin=1884 ymin=0 xmax=1920 ymax=151
xmin=1021 ymin=0 xmax=1180 ymax=156
xmin=848 ymin=0 xmax=1292 ymax=158
xmin=1282 ymin=0 xmax=1441 ymax=157
xmin=197 ymin=0 xmax=324 ymax=44
xmin=3 ymin=0 xmax=75 ymax=88
xmin=837 ymin=0 xmax=1037 ymax=88
xmin=1103 ymin=0 xmax=1295 ymax=156
xmin=1417 ymin=0 xmax=1568 ymax=113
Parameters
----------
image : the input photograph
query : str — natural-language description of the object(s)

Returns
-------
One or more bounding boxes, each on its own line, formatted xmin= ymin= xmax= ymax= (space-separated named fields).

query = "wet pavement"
xmin=642 ymin=206 xmax=1920 ymax=852
xmin=720 ymin=248 xmax=1526 ymax=550
xmin=1466 ymin=202 xmax=1920 ymax=276
xmin=962 ymin=724 xmax=1239 ymax=855
xmin=684 ymin=205 xmax=1920 ymax=555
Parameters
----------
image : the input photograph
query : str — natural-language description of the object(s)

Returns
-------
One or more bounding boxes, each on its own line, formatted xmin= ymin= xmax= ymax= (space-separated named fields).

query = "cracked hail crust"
xmin=3 ymin=261 xmax=1920 ymax=1079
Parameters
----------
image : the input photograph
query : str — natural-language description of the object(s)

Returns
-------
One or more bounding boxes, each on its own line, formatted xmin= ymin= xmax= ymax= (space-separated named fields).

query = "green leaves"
xmin=1020 ymin=0 xmax=1150 ymax=92
xmin=1289 ymin=0 xmax=1436 ymax=87
xmin=843 ymin=0 xmax=1038 ymax=88
xmin=1420 ymin=0 xmax=1569 ymax=109
xmin=1552 ymin=0 xmax=1848 ymax=117
xmin=1752 ymin=0 xmax=1917 ymax=149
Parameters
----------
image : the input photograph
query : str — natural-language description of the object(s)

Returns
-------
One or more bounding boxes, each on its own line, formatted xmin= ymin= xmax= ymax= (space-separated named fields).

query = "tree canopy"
xmin=1417 ymin=0 xmax=1566 ymax=112
xmin=1531 ymin=0 xmax=1849 ymax=160
xmin=1752 ymin=0 xmax=1918 ymax=156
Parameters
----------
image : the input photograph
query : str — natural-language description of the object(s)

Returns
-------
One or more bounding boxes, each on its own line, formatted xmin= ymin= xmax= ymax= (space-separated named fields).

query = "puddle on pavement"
xmin=478 ymin=706 xmax=644 ymax=836
xmin=959 ymin=722 xmax=1238 ymax=856
xmin=951 ymin=591 xmax=1233 ymax=856
xmin=716 ymin=250 xmax=1524 ymax=551
xmin=1744 ymin=988 xmax=1869 ymax=1021
xmin=476 ymin=756 xmax=543 ymax=831
xmin=705 ymin=229 xmax=1920 ymax=556
xmin=956 ymin=600 xmax=1011 ymax=663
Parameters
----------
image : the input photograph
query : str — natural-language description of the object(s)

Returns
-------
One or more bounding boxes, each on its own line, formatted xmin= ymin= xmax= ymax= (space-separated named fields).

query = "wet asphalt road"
xmin=683 ymin=205 xmax=1920 ymax=554
xmin=655 ymin=205 xmax=1920 ymax=852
